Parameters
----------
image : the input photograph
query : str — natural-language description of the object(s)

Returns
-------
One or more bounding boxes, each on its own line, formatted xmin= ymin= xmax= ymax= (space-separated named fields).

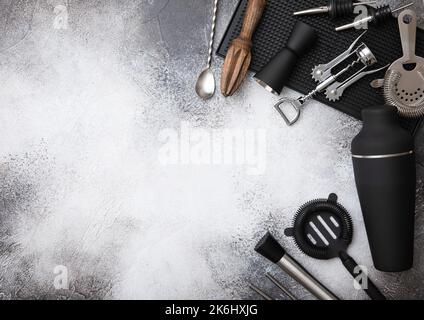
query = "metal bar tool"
xmin=274 ymin=32 xmax=388 ymax=126
xmin=248 ymin=273 xmax=298 ymax=300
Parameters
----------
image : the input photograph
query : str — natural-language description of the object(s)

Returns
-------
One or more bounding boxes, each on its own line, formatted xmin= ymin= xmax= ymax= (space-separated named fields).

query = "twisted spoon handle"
xmin=207 ymin=0 xmax=219 ymax=69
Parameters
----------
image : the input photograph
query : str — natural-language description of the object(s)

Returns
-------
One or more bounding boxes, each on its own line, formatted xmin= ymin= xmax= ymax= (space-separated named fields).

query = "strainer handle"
xmin=398 ymin=10 xmax=417 ymax=62
xmin=339 ymin=251 xmax=386 ymax=300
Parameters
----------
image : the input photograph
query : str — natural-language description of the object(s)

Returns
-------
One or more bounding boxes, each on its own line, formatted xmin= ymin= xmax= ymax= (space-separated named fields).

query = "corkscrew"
xmin=275 ymin=32 xmax=388 ymax=126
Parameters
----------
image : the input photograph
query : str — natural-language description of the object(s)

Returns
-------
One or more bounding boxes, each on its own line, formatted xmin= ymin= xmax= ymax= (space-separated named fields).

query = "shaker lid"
xmin=351 ymin=105 xmax=415 ymax=156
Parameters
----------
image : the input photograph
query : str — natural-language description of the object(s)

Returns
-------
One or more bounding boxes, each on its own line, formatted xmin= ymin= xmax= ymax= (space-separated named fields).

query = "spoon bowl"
xmin=195 ymin=68 xmax=215 ymax=99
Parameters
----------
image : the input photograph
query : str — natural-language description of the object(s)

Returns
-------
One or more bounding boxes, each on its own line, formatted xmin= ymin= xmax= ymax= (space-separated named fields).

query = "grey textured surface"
xmin=0 ymin=0 xmax=423 ymax=300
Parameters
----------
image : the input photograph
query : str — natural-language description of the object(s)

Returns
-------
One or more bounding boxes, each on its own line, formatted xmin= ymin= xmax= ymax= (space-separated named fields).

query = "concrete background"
xmin=0 ymin=0 xmax=423 ymax=299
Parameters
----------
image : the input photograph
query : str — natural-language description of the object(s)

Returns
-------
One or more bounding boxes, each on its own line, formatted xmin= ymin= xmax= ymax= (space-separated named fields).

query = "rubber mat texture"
xmin=217 ymin=0 xmax=424 ymax=134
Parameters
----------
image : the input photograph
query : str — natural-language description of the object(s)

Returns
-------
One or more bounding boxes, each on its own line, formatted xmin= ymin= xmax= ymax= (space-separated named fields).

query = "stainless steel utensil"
xmin=248 ymin=274 xmax=298 ymax=300
xmin=371 ymin=9 xmax=424 ymax=117
xmin=248 ymin=283 xmax=275 ymax=300
xmin=196 ymin=0 xmax=219 ymax=100
xmin=265 ymin=273 xmax=297 ymax=300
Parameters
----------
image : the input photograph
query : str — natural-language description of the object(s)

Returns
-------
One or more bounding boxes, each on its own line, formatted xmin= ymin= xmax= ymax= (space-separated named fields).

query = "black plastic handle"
xmin=339 ymin=252 xmax=386 ymax=300
xmin=328 ymin=0 xmax=354 ymax=19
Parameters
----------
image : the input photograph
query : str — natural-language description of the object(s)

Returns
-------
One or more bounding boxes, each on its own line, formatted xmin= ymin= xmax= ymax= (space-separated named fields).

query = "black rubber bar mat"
xmin=216 ymin=0 xmax=424 ymax=135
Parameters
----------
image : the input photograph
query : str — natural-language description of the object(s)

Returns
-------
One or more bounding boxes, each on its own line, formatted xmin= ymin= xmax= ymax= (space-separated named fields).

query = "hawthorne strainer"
xmin=371 ymin=10 xmax=424 ymax=118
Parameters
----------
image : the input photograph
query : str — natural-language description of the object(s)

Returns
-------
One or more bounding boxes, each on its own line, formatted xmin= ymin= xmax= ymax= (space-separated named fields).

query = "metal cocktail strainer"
xmin=371 ymin=10 xmax=424 ymax=118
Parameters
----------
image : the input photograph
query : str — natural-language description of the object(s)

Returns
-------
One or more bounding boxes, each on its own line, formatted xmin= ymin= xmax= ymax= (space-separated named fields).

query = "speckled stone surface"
xmin=0 ymin=0 xmax=423 ymax=300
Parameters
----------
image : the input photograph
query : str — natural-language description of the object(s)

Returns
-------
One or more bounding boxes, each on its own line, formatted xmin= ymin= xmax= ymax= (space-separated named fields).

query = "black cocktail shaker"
xmin=351 ymin=105 xmax=416 ymax=272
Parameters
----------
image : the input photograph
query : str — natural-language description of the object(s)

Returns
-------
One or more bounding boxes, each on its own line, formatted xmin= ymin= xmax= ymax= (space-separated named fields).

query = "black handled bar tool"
xmin=336 ymin=2 xmax=413 ymax=31
xmin=255 ymin=232 xmax=339 ymax=300
xmin=294 ymin=0 xmax=376 ymax=19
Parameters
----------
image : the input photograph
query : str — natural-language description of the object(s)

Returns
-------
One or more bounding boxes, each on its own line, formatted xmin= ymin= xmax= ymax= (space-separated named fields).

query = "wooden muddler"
xmin=221 ymin=0 xmax=267 ymax=97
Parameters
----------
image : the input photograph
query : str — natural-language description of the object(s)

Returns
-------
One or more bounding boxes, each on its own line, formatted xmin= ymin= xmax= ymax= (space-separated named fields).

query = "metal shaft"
xmin=266 ymin=273 xmax=297 ymax=300
xmin=248 ymin=283 xmax=275 ymax=300
xmin=355 ymin=1 xmax=377 ymax=6
xmin=207 ymin=0 xmax=219 ymax=69
xmin=392 ymin=2 xmax=414 ymax=13
xmin=335 ymin=15 xmax=373 ymax=31
xmin=294 ymin=6 xmax=330 ymax=16
xmin=356 ymin=1 xmax=377 ymax=5
xmin=277 ymin=254 xmax=339 ymax=300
